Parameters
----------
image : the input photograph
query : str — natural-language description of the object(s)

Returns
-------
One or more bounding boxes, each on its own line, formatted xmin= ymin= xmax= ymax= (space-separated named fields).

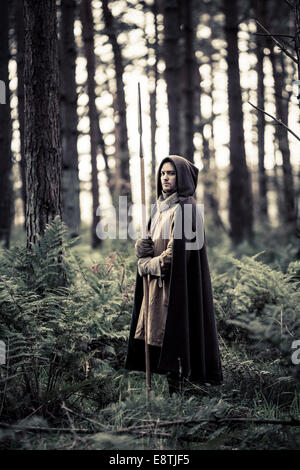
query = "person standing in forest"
xmin=125 ymin=155 xmax=223 ymax=395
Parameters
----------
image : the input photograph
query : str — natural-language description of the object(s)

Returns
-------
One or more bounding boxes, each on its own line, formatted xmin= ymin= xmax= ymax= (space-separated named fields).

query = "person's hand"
xmin=135 ymin=237 xmax=154 ymax=258
xmin=90 ymin=263 xmax=100 ymax=275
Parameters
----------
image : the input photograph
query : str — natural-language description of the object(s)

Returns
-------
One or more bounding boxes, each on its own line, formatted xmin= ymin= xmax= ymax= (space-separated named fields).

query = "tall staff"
xmin=138 ymin=82 xmax=151 ymax=405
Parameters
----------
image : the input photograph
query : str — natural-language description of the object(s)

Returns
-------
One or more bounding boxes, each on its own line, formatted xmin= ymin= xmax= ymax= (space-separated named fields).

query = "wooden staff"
xmin=138 ymin=82 xmax=151 ymax=405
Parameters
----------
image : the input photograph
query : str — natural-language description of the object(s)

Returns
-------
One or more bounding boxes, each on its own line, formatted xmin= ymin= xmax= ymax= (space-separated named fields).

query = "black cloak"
xmin=125 ymin=155 xmax=223 ymax=384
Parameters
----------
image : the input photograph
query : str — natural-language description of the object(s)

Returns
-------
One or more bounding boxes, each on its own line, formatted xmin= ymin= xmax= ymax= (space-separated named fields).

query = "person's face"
xmin=160 ymin=162 xmax=177 ymax=194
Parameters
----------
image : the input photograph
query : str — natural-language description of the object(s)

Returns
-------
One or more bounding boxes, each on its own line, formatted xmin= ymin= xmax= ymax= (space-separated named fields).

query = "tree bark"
xmin=272 ymin=138 xmax=285 ymax=222
xmin=163 ymin=0 xmax=181 ymax=155
xmin=295 ymin=0 xmax=300 ymax=227
xmin=15 ymin=0 xmax=26 ymax=223
xmin=145 ymin=0 xmax=159 ymax=205
xmin=0 ymin=0 xmax=13 ymax=248
xmin=60 ymin=0 xmax=81 ymax=237
xmin=24 ymin=0 xmax=62 ymax=248
xmin=195 ymin=61 xmax=224 ymax=231
xmin=295 ymin=0 xmax=300 ymax=109
xmin=207 ymin=35 xmax=218 ymax=172
xmin=252 ymin=0 xmax=268 ymax=220
xmin=207 ymin=53 xmax=226 ymax=231
xmin=96 ymin=109 xmax=114 ymax=197
xmin=81 ymin=0 xmax=102 ymax=248
xmin=223 ymin=0 xmax=254 ymax=244
xmin=269 ymin=47 xmax=296 ymax=227
xmin=101 ymin=0 xmax=132 ymax=207
xmin=182 ymin=0 xmax=195 ymax=162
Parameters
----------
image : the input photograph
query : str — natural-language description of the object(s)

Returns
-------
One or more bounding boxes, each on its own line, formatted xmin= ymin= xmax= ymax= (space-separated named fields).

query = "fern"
xmin=213 ymin=253 xmax=300 ymax=379
xmin=0 ymin=218 xmax=133 ymax=421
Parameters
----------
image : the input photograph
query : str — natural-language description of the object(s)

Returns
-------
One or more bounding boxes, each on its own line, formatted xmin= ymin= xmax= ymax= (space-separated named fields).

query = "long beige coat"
xmin=134 ymin=192 xmax=179 ymax=347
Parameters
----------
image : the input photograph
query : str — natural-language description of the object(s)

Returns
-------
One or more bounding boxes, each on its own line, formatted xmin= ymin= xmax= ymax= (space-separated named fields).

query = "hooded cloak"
xmin=125 ymin=155 xmax=223 ymax=384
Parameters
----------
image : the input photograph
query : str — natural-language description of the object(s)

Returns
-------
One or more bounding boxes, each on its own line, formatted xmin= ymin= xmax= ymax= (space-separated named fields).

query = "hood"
xmin=157 ymin=155 xmax=199 ymax=198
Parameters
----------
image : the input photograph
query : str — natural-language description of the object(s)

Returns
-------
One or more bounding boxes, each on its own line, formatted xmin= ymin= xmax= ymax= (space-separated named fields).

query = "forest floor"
xmin=1 ymin=221 xmax=300 ymax=450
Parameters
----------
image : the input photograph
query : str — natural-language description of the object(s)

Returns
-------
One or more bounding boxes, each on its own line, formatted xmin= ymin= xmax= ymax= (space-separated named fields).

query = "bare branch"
xmin=1 ymin=413 xmax=300 ymax=439
xmin=284 ymin=0 xmax=295 ymax=8
xmin=255 ymin=20 xmax=298 ymax=63
xmin=254 ymin=33 xmax=294 ymax=39
xmin=248 ymin=101 xmax=300 ymax=142
xmin=61 ymin=403 xmax=107 ymax=430
xmin=0 ymin=422 xmax=91 ymax=434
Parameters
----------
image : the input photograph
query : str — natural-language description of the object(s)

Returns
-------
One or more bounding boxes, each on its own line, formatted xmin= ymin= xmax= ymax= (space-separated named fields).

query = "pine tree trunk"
xmin=60 ymin=0 xmax=81 ymax=237
xmin=295 ymin=0 xmax=300 ymax=226
xmin=149 ymin=0 xmax=159 ymax=206
xmin=207 ymin=51 xmax=226 ymax=231
xmin=163 ymin=0 xmax=181 ymax=155
xmin=15 ymin=0 xmax=26 ymax=223
xmin=295 ymin=0 xmax=300 ymax=108
xmin=223 ymin=0 xmax=253 ymax=244
xmin=253 ymin=0 xmax=268 ymax=220
xmin=0 ymin=0 xmax=13 ymax=248
xmin=194 ymin=66 xmax=210 ymax=182
xmin=182 ymin=0 xmax=195 ymax=162
xmin=24 ymin=0 xmax=62 ymax=248
xmin=272 ymin=138 xmax=285 ymax=222
xmin=96 ymin=109 xmax=114 ymax=196
xmin=81 ymin=0 xmax=102 ymax=248
xmin=195 ymin=62 xmax=224 ymax=231
xmin=270 ymin=48 xmax=296 ymax=227
xmin=101 ymin=0 xmax=132 ymax=207
xmin=207 ymin=43 xmax=217 ymax=171
xmin=150 ymin=0 xmax=159 ymax=204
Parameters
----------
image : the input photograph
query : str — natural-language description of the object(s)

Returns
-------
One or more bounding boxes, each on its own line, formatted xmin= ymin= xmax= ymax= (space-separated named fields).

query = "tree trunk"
xmin=253 ymin=0 xmax=268 ymax=220
xmin=101 ymin=0 xmax=132 ymax=207
xmin=97 ymin=109 xmax=114 ymax=197
xmin=60 ymin=0 xmax=81 ymax=237
xmin=182 ymin=0 xmax=195 ymax=162
xmin=269 ymin=47 xmax=296 ymax=227
xmin=81 ymin=0 xmax=102 ymax=248
xmin=207 ymin=42 xmax=217 ymax=171
xmin=207 ymin=52 xmax=226 ymax=231
xmin=194 ymin=65 xmax=210 ymax=190
xmin=295 ymin=0 xmax=300 ymax=230
xmin=223 ymin=0 xmax=254 ymax=244
xmin=24 ymin=0 xmax=62 ymax=248
xmin=146 ymin=0 xmax=159 ymax=206
xmin=195 ymin=61 xmax=224 ymax=231
xmin=163 ymin=0 xmax=181 ymax=155
xmin=99 ymin=68 xmax=118 ymax=204
xmin=272 ymin=138 xmax=285 ymax=222
xmin=295 ymin=0 xmax=300 ymax=109
xmin=0 ymin=0 xmax=13 ymax=248
xmin=15 ymin=0 xmax=26 ymax=223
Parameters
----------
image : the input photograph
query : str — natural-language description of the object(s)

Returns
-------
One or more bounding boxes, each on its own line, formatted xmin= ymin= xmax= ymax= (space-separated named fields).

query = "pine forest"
xmin=0 ymin=0 xmax=300 ymax=453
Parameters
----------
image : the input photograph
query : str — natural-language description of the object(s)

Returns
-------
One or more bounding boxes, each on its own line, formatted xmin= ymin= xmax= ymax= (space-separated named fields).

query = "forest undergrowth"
xmin=0 ymin=218 xmax=300 ymax=450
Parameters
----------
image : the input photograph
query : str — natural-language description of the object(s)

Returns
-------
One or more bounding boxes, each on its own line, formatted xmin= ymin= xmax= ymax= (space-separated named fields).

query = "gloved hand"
xmin=135 ymin=237 xmax=154 ymax=258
